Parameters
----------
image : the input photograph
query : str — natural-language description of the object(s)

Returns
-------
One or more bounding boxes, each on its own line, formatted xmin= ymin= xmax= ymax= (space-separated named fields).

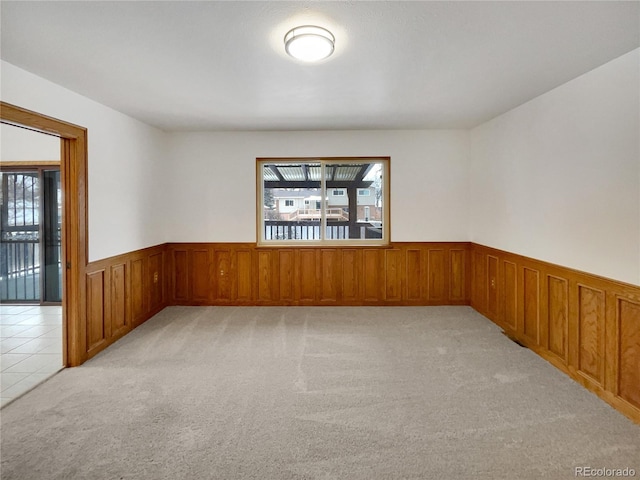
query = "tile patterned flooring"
xmin=0 ymin=305 xmax=63 ymax=407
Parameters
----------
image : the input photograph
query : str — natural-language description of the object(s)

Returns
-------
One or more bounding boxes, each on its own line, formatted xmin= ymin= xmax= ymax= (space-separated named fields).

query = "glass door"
xmin=0 ymin=168 xmax=61 ymax=303
xmin=42 ymin=169 xmax=62 ymax=303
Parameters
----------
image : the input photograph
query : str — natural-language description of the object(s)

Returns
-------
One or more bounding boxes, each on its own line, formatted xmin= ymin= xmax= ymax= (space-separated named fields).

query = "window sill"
xmin=256 ymin=239 xmax=390 ymax=248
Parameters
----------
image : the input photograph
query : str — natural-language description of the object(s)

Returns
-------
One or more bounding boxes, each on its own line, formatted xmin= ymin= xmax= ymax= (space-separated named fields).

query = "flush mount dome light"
xmin=284 ymin=25 xmax=335 ymax=62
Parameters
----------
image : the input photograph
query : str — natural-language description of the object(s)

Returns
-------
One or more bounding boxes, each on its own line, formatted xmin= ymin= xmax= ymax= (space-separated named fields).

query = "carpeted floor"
xmin=1 ymin=306 xmax=638 ymax=479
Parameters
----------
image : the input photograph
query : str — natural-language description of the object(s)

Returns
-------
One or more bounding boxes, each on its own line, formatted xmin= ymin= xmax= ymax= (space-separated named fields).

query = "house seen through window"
xmin=258 ymin=158 xmax=389 ymax=245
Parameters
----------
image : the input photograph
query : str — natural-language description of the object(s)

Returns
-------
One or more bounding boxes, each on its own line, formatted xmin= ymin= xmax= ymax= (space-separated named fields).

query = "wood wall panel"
xmin=487 ymin=256 xmax=498 ymax=317
xmin=471 ymin=243 xmax=640 ymax=424
xmin=173 ymin=250 xmax=188 ymax=301
xmin=236 ymin=250 xmax=252 ymax=302
xmin=363 ymin=249 xmax=380 ymax=301
xmin=547 ymin=276 xmax=568 ymax=362
xmin=428 ymin=250 xmax=445 ymax=301
xmin=405 ymin=249 xmax=422 ymax=301
xmin=618 ymin=298 xmax=640 ymax=410
xmin=450 ymin=249 xmax=466 ymax=301
xmin=131 ymin=259 xmax=144 ymax=325
xmin=280 ymin=250 xmax=296 ymax=301
xmin=472 ymin=251 xmax=487 ymax=313
xmin=342 ymin=249 xmax=360 ymax=301
xmin=547 ymin=275 xmax=569 ymax=363
xmin=86 ymin=270 xmax=106 ymax=352
xmin=298 ymin=250 xmax=316 ymax=302
xmin=577 ymin=285 xmax=605 ymax=386
xmin=320 ymin=249 xmax=340 ymax=302
xmin=257 ymin=251 xmax=273 ymax=302
xmin=110 ymin=263 xmax=127 ymax=336
xmin=523 ymin=268 xmax=540 ymax=344
xmin=148 ymin=252 xmax=164 ymax=310
xmin=191 ymin=249 xmax=212 ymax=302
xmin=503 ymin=261 xmax=517 ymax=331
xmin=385 ymin=249 xmax=402 ymax=301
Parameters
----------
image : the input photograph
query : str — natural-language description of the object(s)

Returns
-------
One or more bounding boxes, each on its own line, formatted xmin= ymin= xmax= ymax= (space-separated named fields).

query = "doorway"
xmin=1 ymin=102 xmax=89 ymax=373
xmin=0 ymin=125 xmax=65 ymax=406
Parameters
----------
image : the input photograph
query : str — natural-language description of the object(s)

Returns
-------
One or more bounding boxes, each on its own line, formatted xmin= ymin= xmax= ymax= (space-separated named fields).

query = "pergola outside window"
xmin=257 ymin=158 xmax=389 ymax=246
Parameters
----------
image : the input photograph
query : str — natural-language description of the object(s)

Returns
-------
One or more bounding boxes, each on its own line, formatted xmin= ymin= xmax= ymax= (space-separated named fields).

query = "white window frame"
xmin=357 ymin=189 xmax=371 ymax=196
xmin=332 ymin=189 xmax=345 ymax=196
xmin=284 ymin=199 xmax=294 ymax=207
xmin=257 ymin=157 xmax=390 ymax=246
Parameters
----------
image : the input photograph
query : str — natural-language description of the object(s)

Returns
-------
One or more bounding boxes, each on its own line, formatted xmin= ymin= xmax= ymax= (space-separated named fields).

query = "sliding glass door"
xmin=0 ymin=168 xmax=61 ymax=303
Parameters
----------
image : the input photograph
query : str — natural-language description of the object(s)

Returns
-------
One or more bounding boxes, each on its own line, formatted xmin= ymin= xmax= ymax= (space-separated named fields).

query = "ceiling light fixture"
xmin=284 ymin=25 xmax=335 ymax=62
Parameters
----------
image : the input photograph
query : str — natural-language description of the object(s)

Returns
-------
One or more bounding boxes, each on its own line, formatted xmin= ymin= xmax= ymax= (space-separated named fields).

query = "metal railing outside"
xmin=0 ymin=234 xmax=40 ymax=302
xmin=264 ymin=221 xmax=382 ymax=241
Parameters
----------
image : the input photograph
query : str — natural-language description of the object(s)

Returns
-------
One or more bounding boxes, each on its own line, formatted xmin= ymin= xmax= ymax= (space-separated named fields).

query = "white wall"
xmin=470 ymin=49 xmax=640 ymax=285
xmin=165 ymin=130 xmax=470 ymax=243
xmin=5 ymin=49 xmax=635 ymax=285
xmin=1 ymin=124 xmax=60 ymax=161
xmin=1 ymin=61 xmax=168 ymax=261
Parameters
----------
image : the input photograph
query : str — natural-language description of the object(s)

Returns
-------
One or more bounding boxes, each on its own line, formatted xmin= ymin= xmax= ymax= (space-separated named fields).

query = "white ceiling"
xmin=1 ymin=1 xmax=638 ymax=131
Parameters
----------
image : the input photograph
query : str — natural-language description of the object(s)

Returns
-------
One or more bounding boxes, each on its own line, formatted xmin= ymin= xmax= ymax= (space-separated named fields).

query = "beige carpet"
xmin=1 ymin=306 xmax=638 ymax=479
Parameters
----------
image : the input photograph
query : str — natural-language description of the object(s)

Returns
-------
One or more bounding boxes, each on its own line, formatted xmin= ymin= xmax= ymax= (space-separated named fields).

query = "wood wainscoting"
xmin=84 ymin=244 xmax=167 ymax=361
xmin=80 ymin=241 xmax=639 ymax=424
xmin=166 ymin=242 xmax=471 ymax=306
xmin=471 ymin=243 xmax=640 ymax=423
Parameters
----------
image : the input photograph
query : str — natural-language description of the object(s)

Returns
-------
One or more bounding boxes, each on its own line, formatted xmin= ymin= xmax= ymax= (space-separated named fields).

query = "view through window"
xmin=258 ymin=158 xmax=389 ymax=245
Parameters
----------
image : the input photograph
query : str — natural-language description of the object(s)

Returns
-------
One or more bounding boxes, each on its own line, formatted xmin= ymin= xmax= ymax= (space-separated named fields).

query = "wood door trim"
xmin=1 ymin=101 xmax=88 ymax=366
xmin=0 ymin=161 xmax=61 ymax=168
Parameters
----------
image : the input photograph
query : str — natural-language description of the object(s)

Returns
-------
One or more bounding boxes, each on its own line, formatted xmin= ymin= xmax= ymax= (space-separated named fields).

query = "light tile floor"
xmin=0 ymin=305 xmax=63 ymax=407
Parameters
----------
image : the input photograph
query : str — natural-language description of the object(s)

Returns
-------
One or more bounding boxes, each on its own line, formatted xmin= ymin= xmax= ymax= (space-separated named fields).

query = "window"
xmin=257 ymin=157 xmax=389 ymax=245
